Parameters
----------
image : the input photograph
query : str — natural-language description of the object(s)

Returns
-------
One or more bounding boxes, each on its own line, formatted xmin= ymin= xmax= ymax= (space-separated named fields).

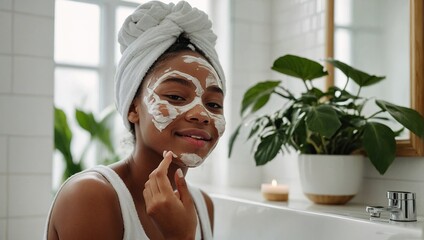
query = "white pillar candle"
xmin=261 ymin=179 xmax=289 ymax=201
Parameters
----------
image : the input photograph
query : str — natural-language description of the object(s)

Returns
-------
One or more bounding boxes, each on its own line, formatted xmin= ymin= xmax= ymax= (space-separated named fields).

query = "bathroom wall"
xmin=0 ymin=0 xmax=54 ymax=239
xmin=227 ymin=0 xmax=326 ymax=188
xmin=229 ymin=0 xmax=424 ymax=215
xmin=262 ymin=0 xmax=328 ymax=201
xmin=0 ymin=1 xmax=423 ymax=239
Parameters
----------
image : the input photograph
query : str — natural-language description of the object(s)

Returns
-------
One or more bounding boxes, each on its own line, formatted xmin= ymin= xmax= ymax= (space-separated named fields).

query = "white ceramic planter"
xmin=298 ymin=154 xmax=364 ymax=205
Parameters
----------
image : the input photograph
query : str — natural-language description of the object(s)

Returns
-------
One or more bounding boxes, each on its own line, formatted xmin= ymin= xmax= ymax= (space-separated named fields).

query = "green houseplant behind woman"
xmin=229 ymin=54 xmax=424 ymax=175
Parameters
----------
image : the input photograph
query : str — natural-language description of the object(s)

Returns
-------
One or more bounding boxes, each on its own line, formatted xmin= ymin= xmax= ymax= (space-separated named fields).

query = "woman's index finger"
xmin=155 ymin=151 xmax=175 ymax=193
xmin=157 ymin=151 xmax=174 ymax=173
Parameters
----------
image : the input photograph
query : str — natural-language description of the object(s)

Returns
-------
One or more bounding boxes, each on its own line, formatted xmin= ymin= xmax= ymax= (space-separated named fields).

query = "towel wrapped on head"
xmin=115 ymin=0 xmax=225 ymax=130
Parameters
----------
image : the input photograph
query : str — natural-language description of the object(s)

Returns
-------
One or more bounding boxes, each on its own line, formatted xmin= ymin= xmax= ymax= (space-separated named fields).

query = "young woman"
xmin=44 ymin=1 xmax=225 ymax=239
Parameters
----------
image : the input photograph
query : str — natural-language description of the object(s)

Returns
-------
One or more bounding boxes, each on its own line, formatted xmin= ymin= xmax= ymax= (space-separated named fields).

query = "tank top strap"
xmin=189 ymin=185 xmax=213 ymax=240
xmin=90 ymin=165 xmax=148 ymax=240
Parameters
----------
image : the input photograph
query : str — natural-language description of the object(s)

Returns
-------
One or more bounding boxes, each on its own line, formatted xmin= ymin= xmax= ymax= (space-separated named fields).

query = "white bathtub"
xmin=210 ymin=192 xmax=424 ymax=240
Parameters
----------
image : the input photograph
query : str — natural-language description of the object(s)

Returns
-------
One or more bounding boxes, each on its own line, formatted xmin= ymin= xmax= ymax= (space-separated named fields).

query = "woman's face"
xmin=134 ymin=50 xmax=225 ymax=167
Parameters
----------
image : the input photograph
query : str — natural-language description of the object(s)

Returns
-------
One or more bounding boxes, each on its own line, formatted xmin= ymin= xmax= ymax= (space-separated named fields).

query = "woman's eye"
xmin=165 ymin=95 xmax=185 ymax=101
xmin=206 ymin=102 xmax=223 ymax=109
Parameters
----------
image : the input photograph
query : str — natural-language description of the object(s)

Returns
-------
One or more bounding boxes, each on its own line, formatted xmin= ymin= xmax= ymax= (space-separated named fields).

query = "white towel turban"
xmin=115 ymin=0 xmax=226 ymax=130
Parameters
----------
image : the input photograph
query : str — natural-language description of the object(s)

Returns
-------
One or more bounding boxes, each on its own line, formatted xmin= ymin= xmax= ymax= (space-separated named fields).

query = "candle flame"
xmin=271 ymin=179 xmax=277 ymax=186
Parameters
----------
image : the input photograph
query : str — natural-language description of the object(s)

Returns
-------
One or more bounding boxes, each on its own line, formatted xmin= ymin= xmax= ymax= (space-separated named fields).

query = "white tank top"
xmin=43 ymin=165 xmax=213 ymax=240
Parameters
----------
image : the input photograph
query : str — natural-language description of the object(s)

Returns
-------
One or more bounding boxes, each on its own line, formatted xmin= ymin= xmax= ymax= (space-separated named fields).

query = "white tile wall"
xmin=13 ymin=56 xmax=54 ymax=95
xmin=0 ymin=95 xmax=53 ymax=136
xmin=1 ymin=2 xmax=54 ymax=239
xmin=250 ymin=23 xmax=271 ymax=44
xmin=9 ymin=136 xmax=52 ymax=173
xmin=8 ymin=175 xmax=51 ymax=217
xmin=233 ymin=0 xmax=253 ymax=21
xmin=13 ymin=13 xmax=54 ymax=57
xmin=0 ymin=175 xmax=6 ymax=218
xmin=8 ymin=217 xmax=46 ymax=240
xmin=0 ymin=11 xmax=12 ymax=54
xmin=355 ymin=176 xmax=424 ymax=210
xmin=13 ymin=0 xmax=54 ymax=17
xmin=0 ymin=0 xmax=12 ymax=10
xmin=0 ymin=136 xmax=6 ymax=172
xmin=227 ymin=0 xmax=273 ymax=188
xmin=0 ymin=56 xmax=12 ymax=93
xmin=0 ymin=219 xmax=6 ymax=240
xmin=365 ymin=157 xmax=424 ymax=182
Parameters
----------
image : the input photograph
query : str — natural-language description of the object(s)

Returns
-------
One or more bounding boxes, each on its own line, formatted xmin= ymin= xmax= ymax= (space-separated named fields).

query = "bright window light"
xmin=55 ymin=1 xmax=100 ymax=66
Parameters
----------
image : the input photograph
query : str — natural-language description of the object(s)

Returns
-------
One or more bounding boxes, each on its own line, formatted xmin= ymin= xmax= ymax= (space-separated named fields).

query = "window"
xmin=54 ymin=0 xmax=215 ymax=188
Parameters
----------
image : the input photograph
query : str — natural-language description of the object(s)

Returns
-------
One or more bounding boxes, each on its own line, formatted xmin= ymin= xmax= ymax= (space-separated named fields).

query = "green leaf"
xmin=75 ymin=109 xmax=97 ymax=135
xmin=54 ymin=107 xmax=85 ymax=180
xmin=241 ymin=81 xmax=281 ymax=116
xmin=54 ymin=107 xmax=73 ymax=162
xmin=252 ymin=94 xmax=271 ymax=112
xmin=272 ymin=54 xmax=328 ymax=81
xmin=62 ymin=161 xmax=83 ymax=181
xmin=309 ymin=87 xmax=324 ymax=99
xmin=288 ymin=108 xmax=306 ymax=136
xmin=376 ymin=100 xmax=424 ymax=138
xmin=96 ymin=108 xmax=117 ymax=153
xmin=305 ymin=105 xmax=341 ymax=137
xmin=326 ymin=59 xmax=385 ymax=87
xmin=300 ymin=92 xmax=318 ymax=104
xmin=292 ymin=119 xmax=309 ymax=153
xmin=363 ymin=122 xmax=396 ymax=174
xmin=349 ymin=116 xmax=367 ymax=128
xmin=77 ymin=108 xmax=118 ymax=153
xmin=254 ymin=133 xmax=284 ymax=165
xmin=228 ymin=124 xmax=242 ymax=158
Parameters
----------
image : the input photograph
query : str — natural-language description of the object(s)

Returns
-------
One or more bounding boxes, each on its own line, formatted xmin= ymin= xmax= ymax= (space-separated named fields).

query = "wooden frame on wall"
xmin=325 ymin=0 xmax=424 ymax=156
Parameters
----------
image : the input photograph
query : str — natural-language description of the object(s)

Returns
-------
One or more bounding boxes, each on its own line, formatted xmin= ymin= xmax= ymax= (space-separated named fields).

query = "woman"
xmin=44 ymin=1 xmax=225 ymax=239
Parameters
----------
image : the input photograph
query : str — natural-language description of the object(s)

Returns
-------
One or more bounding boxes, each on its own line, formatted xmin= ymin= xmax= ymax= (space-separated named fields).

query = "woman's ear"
xmin=127 ymin=98 xmax=140 ymax=124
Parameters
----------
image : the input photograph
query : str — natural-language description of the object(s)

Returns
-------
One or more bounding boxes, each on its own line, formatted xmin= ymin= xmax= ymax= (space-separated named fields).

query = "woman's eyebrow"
xmin=162 ymin=77 xmax=193 ymax=87
xmin=207 ymin=85 xmax=224 ymax=96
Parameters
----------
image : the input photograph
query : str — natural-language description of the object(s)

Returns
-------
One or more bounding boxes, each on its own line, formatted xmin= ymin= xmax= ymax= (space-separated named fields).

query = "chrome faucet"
xmin=366 ymin=191 xmax=417 ymax=222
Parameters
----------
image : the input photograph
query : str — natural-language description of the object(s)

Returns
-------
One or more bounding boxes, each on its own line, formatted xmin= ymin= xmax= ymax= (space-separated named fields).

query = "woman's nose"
xmin=185 ymin=104 xmax=210 ymax=124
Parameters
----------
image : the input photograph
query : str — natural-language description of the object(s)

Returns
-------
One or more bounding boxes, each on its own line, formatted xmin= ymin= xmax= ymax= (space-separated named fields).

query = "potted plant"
xmin=54 ymin=106 xmax=120 ymax=182
xmin=229 ymin=54 xmax=424 ymax=204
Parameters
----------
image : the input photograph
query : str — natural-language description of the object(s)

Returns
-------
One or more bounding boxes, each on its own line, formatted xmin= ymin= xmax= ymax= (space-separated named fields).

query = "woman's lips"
xmin=179 ymin=136 xmax=208 ymax=148
xmin=176 ymin=129 xmax=212 ymax=148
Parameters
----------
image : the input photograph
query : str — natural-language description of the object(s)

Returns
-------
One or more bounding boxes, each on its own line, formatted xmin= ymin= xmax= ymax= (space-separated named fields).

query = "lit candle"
xmin=261 ymin=179 xmax=289 ymax=201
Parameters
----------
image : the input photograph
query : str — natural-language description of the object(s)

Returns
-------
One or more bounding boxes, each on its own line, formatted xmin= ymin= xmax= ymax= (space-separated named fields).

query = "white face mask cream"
xmin=180 ymin=153 xmax=204 ymax=167
xmin=143 ymin=54 xmax=225 ymax=167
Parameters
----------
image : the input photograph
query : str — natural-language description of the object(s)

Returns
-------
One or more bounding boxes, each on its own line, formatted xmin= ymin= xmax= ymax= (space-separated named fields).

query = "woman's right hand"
xmin=143 ymin=151 xmax=197 ymax=239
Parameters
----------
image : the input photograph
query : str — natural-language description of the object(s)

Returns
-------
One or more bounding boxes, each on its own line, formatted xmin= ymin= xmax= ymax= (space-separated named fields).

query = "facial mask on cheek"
xmin=144 ymin=70 xmax=206 ymax=132
xmin=143 ymin=90 xmax=179 ymax=131
xmin=143 ymin=64 xmax=225 ymax=167
xmin=212 ymin=114 xmax=226 ymax=137
xmin=180 ymin=153 xmax=205 ymax=167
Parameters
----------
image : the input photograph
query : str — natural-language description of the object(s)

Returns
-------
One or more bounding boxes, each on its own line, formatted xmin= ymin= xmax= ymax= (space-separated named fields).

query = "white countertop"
xmin=198 ymin=184 xmax=424 ymax=226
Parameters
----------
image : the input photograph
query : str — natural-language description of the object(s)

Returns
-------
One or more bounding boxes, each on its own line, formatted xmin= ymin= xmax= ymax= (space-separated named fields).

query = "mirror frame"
xmin=326 ymin=0 xmax=424 ymax=156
